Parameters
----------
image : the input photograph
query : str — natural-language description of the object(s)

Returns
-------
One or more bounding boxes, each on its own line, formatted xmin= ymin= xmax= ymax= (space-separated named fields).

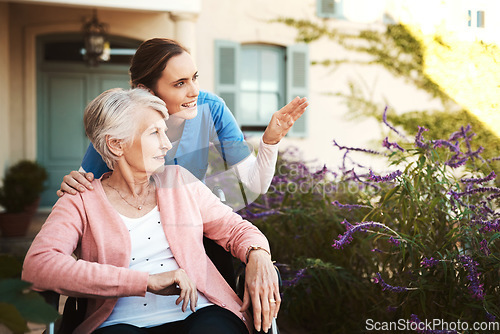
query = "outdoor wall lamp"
xmin=83 ymin=10 xmax=109 ymax=66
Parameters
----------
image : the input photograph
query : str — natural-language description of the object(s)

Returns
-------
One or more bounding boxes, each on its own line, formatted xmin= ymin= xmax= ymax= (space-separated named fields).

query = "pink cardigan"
xmin=22 ymin=166 xmax=269 ymax=334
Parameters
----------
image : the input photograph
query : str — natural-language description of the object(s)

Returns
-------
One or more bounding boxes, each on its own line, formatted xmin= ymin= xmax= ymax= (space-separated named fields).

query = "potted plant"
xmin=0 ymin=160 xmax=48 ymax=237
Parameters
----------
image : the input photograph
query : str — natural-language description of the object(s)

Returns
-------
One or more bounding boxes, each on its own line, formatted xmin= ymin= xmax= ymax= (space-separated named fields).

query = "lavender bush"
xmin=242 ymin=111 xmax=500 ymax=333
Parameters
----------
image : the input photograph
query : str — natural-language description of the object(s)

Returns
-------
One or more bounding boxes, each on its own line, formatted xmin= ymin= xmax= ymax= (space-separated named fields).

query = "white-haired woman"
xmin=23 ymin=88 xmax=280 ymax=334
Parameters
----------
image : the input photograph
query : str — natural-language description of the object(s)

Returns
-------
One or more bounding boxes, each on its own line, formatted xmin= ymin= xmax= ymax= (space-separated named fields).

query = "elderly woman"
xmin=22 ymin=88 xmax=280 ymax=334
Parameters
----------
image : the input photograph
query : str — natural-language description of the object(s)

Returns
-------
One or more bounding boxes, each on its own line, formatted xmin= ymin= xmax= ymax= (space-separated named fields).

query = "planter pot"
xmin=25 ymin=197 xmax=41 ymax=216
xmin=0 ymin=211 xmax=32 ymax=237
xmin=0 ymin=198 xmax=40 ymax=237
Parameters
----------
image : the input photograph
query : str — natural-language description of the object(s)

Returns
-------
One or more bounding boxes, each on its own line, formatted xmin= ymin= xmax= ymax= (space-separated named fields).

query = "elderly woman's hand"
xmin=240 ymin=249 xmax=280 ymax=333
xmin=147 ymin=269 xmax=198 ymax=313
xmin=262 ymin=96 xmax=308 ymax=145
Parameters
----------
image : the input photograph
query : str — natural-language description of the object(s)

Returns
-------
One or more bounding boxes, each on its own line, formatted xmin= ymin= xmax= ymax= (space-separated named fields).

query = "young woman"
xmin=23 ymin=88 xmax=280 ymax=334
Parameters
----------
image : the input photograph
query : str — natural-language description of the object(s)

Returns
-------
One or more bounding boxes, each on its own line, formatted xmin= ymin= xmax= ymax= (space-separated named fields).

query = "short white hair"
xmin=84 ymin=88 xmax=169 ymax=170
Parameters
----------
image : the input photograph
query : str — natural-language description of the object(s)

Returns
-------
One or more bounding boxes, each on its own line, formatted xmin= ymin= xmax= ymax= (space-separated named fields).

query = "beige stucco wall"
xmin=196 ymin=0 xmax=447 ymax=171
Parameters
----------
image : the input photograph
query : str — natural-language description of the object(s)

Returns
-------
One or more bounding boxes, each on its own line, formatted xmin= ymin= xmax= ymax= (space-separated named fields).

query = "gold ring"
xmin=269 ymin=298 xmax=276 ymax=303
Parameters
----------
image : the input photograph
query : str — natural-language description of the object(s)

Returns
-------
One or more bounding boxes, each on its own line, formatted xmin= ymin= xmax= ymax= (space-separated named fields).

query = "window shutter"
xmin=286 ymin=43 xmax=309 ymax=137
xmin=477 ymin=11 xmax=485 ymax=28
xmin=214 ymin=40 xmax=240 ymax=117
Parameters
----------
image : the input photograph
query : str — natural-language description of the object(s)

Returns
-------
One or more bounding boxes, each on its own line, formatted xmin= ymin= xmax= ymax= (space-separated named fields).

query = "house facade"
xmin=1 ymin=0 xmax=494 ymax=209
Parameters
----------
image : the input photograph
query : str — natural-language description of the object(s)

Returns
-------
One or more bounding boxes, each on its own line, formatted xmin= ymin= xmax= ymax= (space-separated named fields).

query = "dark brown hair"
xmin=129 ymin=38 xmax=189 ymax=90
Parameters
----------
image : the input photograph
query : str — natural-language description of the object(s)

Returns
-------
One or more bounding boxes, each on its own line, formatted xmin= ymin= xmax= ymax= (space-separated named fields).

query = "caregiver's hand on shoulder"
xmin=147 ymin=269 xmax=198 ymax=313
xmin=262 ymin=96 xmax=308 ymax=145
xmin=240 ymin=249 xmax=280 ymax=333
xmin=57 ymin=170 xmax=94 ymax=197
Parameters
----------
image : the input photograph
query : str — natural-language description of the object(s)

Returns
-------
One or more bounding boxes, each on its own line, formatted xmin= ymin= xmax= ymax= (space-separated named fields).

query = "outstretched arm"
xmin=231 ymin=96 xmax=308 ymax=194
xmin=232 ymin=138 xmax=278 ymax=194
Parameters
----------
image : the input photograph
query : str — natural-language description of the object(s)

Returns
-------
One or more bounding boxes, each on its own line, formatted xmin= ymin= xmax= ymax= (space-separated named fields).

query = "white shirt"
xmin=98 ymin=207 xmax=212 ymax=329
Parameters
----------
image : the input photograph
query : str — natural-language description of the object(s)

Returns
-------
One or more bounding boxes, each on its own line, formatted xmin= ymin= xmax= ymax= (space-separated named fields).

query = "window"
xmin=317 ymin=0 xmax=344 ymax=19
xmin=239 ymin=45 xmax=285 ymax=130
xmin=215 ymin=41 xmax=308 ymax=137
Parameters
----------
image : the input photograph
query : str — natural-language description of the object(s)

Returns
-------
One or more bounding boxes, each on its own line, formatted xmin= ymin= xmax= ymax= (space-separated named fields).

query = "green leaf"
xmin=0 ymin=279 xmax=60 ymax=324
xmin=381 ymin=185 xmax=400 ymax=206
xmin=0 ymin=302 xmax=29 ymax=334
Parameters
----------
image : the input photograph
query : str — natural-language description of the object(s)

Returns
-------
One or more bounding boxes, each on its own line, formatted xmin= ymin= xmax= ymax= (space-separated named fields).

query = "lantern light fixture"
xmin=83 ymin=10 xmax=109 ymax=66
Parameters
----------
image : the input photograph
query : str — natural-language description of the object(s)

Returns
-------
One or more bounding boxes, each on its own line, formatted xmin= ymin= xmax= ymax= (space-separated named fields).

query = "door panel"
xmin=98 ymin=74 xmax=132 ymax=93
xmin=47 ymin=74 xmax=88 ymax=160
xmin=38 ymin=69 xmax=130 ymax=207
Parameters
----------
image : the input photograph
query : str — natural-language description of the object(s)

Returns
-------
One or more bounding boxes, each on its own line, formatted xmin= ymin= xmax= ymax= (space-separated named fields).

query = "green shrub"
xmin=243 ymin=113 xmax=500 ymax=333
xmin=0 ymin=160 xmax=48 ymax=213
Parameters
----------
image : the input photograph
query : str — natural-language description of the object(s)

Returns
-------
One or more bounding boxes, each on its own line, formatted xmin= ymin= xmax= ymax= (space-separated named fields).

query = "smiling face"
xmin=152 ymin=51 xmax=199 ymax=120
xmin=122 ymin=107 xmax=172 ymax=174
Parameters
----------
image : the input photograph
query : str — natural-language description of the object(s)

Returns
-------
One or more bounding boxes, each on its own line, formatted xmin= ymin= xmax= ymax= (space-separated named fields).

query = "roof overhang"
xmin=1 ymin=0 xmax=201 ymax=13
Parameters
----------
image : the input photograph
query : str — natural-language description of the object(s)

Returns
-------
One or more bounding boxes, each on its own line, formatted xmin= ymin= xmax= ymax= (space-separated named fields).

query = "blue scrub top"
xmin=81 ymin=91 xmax=252 ymax=181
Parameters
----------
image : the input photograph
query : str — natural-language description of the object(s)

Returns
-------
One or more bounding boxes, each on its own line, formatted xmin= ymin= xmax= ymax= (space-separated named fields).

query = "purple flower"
xmin=244 ymin=209 xmax=279 ymax=219
xmin=432 ymin=139 xmax=460 ymax=153
xmin=369 ymin=169 xmax=402 ymax=182
xmin=445 ymin=156 xmax=468 ymax=168
xmin=382 ymin=106 xmax=407 ymax=138
xmin=461 ymin=171 xmax=496 ymax=185
xmin=332 ymin=221 xmax=400 ymax=249
xmin=451 ymin=186 xmax=500 ymax=198
xmin=331 ymin=200 xmax=371 ymax=211
xmin=458 ymin=255 xmax=484 ymax=300
xmin=388 ymin=236 xmax=400 ymax=245
xmin=313 ymin=164 xmax=329 ymax=179
xmin=349 ymin=169 xmax=381 ymax=191
xmin=448 ymin=124 xmax=471 ymax=141
xmin=415 ymin=126 xmax=429 ymax=149
xmin=470 ymin=218 xmax=500 ymax=233
xmin=283 ymin=268 xmax=309 ymax=287
xmin=488 ymin=192 xmax=500 ymax=201
xmin=487 ymin=156 xmax=500 ymax=162
xmin=373 ymin=272 xmax=407 ymax=292
xmin=479 ymin=201 xmax=495 ymax=215
xmin=486 ymin=312 xmax=496 ymax=322
xmin=333 ymin=139 xmax=385 ymax=155
xmin=421 ymin=257 xmax=439 ymax=268
xmin=480 ymin=239 xmax=491 ymax=256
xmin=466 ymin=146 xmax=483 ymax=159
xmin=382 ymin=137 xmax=405 ymax=151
